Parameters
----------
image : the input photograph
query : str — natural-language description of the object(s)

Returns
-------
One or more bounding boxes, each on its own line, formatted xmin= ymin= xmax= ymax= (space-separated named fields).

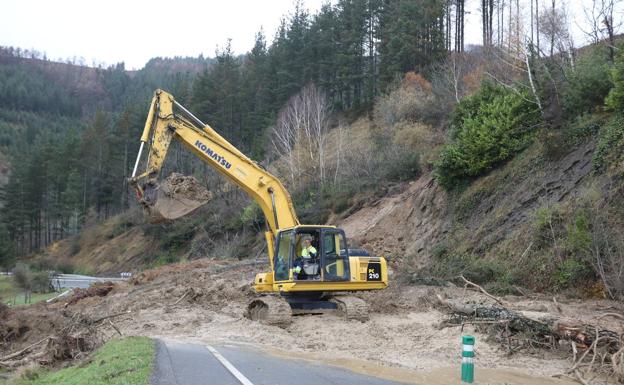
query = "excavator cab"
xmin=275 ymin=226 xmax=349 ymax=282
xmin=274 ymin=227 xmax=350 ymax=283
xmin=252 ymin=225 xmax=386 ymax=323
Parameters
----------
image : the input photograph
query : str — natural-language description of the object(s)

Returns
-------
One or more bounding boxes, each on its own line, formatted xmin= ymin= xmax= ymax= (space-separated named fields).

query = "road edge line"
xmin=206 ymin=345 xmax=255 ymax=385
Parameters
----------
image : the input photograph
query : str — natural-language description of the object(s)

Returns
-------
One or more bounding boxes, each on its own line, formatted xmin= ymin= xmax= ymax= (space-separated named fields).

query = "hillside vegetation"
xmin=1 ymin=1 xmax=624 ymax=304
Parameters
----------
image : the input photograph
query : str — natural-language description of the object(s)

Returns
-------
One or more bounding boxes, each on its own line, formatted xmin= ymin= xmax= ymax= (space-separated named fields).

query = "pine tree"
xmin=0 ymin=221 xmax=15 ymax=269
xmin=378 ymin=0 xmax=446 ymax=90
xmin=241 ymin=30 xmax=273 ymax=156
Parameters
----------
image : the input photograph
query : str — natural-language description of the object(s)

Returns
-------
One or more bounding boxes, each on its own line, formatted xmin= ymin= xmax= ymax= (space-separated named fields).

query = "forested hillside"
xmin=1 ymin=0 xmax=623 ymax=302
xmin=0 ymin=0 xmax=450 ymax=260
xmin=0 ymin=47 xmax=207 ymax=256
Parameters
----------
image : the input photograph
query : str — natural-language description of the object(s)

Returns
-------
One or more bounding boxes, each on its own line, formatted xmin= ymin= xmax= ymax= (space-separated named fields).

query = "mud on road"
xmin=2 ymin=259 xmax=622 ymax=384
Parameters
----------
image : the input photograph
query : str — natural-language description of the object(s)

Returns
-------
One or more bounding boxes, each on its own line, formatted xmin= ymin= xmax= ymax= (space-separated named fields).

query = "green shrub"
xmin=435 ymin=82 xmax=540 ymax=189
xmin=431 ymin=242 xmax=448 ymax=259
xmin=605 ymin=44 xmax=624 ymax=111
xmin=223 ymin=202 xmax=266 ymax=232
xmin=156 ymin=221 xmax=197 ymax=252
xmin=330 ymin=192 xmax=350 ymax=214
xmin=386 ymin=150 xmax=421 ymax=182
xmin=566 ymin=211 xmax=591 ymax=254
xmin=555 ymin=258 xmax=593 ymax=289
xmin=424 ymin=252 xmax=504 ymax=285
xmin=567 ymin=113 xmax=604 ymax=143
xmin=142 ymin=252 xmax=179 ymax=267
xmin=31 ymin=271 xmax=51 ymax=293
xmin=12 ymin=262 xmax=32 ymax=292
xmin=240 ymin=202 xmax=263 ymax=228
xmin=563 ymin=49 xmax=612 ymax=115
xmin=532 ymin=206 xmax=555 ymax=238
xmin=55 ymin=262 xmax=75 ymax=274
xmin=593 ymin=114 xmax=624 ymax=171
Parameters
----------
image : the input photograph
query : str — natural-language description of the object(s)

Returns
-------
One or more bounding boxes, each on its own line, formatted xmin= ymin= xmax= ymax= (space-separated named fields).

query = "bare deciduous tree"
xmin=271 ymin=84 xmax=330 ymax=191
xmin=539 ymin=0 xmax=573 ymax=57
xmin=591 ymin=219 xmax=624 ymax=300
xmin=581 ymin=0 xmax=622 ymax=61
xmin=488 ymin=17 xmax=544 ymax=113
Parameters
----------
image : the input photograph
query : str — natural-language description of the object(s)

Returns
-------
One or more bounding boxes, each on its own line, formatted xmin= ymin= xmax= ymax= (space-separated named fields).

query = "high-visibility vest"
xmin=301 ymin=245 xmax=317 ymax=258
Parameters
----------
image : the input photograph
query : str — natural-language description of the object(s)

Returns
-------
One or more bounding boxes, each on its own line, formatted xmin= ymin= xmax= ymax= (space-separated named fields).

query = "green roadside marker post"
xmin=461 ymin=335 xmax=475 ymax=383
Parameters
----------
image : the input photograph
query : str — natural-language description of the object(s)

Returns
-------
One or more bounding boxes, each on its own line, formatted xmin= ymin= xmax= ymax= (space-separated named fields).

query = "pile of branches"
xmin=435 ymin=276 xmax=623 ymax=384
xmin=0 ymin=309 xmax=129 ymax=369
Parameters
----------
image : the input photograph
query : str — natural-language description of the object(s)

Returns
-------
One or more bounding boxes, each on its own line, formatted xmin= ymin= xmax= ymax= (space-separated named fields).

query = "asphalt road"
xmin=152 ymin=340 xmax=413 ymax=385
xmin=51 ymin=274 xmax=127 ymax=289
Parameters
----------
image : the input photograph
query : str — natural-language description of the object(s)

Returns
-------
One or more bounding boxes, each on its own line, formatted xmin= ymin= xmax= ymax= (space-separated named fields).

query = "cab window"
xmin=322 ymin=230 xmax=350 ymax=281
xmin=274 ymin=231 xmax=293 ymax=281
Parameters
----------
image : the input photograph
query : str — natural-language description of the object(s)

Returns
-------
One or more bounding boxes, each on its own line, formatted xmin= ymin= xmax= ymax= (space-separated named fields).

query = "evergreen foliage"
xmin=563 ymin=49 xmax=612 ymax=115
xmin=605 ymin=45 xmax=624 ymax=111
xmin=593 ymin=114 xmax=624 ymax=172
xmin=435 ymin=82 xmax=540 ymax=188
xmin=0 ymin=221 xmax=15 ymax=269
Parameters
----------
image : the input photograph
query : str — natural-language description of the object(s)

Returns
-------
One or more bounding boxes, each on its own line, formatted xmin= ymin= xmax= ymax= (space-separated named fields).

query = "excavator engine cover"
xmin=139 ymin=173 xmax=213 ymax=223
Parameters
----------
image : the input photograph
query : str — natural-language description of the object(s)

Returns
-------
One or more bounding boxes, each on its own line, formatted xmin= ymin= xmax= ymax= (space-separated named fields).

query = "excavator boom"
xmin=130 ymin=90 xmax=299 ymax=235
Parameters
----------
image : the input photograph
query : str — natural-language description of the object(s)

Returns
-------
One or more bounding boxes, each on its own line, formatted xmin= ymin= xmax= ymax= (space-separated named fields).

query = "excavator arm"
xmin=130 ymin=90 xmax=299 ymax=253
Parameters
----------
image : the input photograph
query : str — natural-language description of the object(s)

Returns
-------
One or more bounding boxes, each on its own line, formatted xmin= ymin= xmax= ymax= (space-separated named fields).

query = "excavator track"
xmin=246 ymin=296 xmax=292 ymax=327
xmin=330 ymin=295 xmax=369 ymax=322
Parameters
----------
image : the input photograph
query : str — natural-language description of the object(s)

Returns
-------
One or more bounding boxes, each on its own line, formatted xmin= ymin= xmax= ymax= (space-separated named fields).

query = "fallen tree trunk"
xmin=435 ymin=294 xmax=623 ymax=382
xmin=436 ymin=294 xmax=619 ymax=350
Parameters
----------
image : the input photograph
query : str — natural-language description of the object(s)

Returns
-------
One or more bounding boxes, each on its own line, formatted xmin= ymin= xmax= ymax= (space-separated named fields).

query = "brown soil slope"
xmin=340 ymin=174 xmax=450 ymax=269
xmin=39 ymin=214 xmax=154 ymax=275
xmin=339 ymin=140 xmax=600 ymax=270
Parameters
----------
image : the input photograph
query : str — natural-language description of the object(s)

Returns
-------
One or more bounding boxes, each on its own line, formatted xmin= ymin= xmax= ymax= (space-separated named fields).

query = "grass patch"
xmin=0 ymin=276 xmax=58 ymax=307
xmin=0 ymin=275 xmax=14 ymax=294
xmin=9 ymin=292 xmax=60 ymax=307
xmin=13 ymin=337 xmax=155 ymax=385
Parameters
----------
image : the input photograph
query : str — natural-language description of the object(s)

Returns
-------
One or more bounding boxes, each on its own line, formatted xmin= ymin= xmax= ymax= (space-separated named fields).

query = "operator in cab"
xmin=301 ymin=236 xmax=317 ymax=259
xmin=293 ymin=235 xmax=318 ymax=279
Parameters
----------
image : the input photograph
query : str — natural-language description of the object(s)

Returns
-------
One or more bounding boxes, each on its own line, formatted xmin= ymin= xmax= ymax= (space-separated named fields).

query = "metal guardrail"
xmin=51 ymin=274 xmax=131 ymax=289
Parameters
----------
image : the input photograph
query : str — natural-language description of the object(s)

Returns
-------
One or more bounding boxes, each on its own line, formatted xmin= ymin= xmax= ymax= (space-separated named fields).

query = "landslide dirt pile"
xmin=0 ymin=283 xmax=120 ymax=369
xmin=48 ymin=259 xmax=620 ymax=383
xmin=3 ymin=259 xmax=622 ymax=383
xmin=140 ymin=172 xmax=213 ymax=223
xmin=340 ymin=175 xmax=450 ymax=268
xmin=0 ymin=304 xmax=93 ymax=369
xmin=64 ymin=282 xmax=115 ymax=306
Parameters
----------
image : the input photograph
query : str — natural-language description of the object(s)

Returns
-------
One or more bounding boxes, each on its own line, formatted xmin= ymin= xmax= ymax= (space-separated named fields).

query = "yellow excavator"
xmin=129 ymin=89 xmax=388 ymax=325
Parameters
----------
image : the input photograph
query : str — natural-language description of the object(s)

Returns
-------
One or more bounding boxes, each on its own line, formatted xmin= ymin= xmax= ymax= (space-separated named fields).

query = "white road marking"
xmin=206 ymin=345 xmax=255 ymax=385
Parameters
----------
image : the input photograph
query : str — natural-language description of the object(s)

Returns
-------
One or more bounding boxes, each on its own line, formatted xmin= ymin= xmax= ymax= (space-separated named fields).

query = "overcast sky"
xmin=1 ymin=0 xmax=618 ymax=70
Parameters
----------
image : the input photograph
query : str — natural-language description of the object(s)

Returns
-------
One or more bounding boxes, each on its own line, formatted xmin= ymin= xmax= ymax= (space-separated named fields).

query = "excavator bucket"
xmin=138 ymin=173 xmax=213 ymax=223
